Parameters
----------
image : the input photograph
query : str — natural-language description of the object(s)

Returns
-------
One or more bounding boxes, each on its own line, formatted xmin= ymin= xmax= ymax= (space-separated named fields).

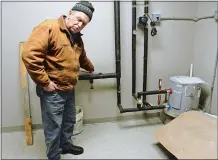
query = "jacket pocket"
xmin=55 ymin=43 xmax=72 ymax=59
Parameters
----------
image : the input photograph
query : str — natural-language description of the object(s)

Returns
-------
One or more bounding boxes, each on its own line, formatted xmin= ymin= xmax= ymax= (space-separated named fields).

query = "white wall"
xmin=0 ymin=2 xmax=2 ymax=128
xmin=146 ymin=1 xmax=197 ymax=101
xmin=2 ymin=1 xmax=198 ymax=127
xmin=193 ymin=2 xmax=218 ymax=115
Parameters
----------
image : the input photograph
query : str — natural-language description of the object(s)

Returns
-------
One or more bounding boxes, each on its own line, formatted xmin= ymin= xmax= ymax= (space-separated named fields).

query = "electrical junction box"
xmin=152 ymin=13 xmax=161 ymax=25
xmin=138 ymin=16 xmax=148 ymax=26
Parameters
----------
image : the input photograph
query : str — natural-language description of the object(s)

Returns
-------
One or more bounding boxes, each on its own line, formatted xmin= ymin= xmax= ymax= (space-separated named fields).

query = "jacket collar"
xmin=58 ymin=15 xmax=83 ymax=36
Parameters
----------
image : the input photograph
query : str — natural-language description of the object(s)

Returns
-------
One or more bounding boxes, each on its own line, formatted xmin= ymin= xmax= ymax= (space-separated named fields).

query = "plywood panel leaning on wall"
xmin=19 ymin=41 xmax=33 ymax=145
xmin=154 ymin=111 xmax=217 ymax=159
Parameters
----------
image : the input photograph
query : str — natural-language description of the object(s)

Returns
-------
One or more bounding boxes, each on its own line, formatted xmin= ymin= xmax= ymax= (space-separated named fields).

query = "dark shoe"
xmin=61 ymin=145 xmax=84 ymax=155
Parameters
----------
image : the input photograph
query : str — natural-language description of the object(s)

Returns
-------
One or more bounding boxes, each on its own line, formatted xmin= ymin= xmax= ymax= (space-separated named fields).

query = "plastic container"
xmin=167 ymin=76 xmax=205 ymax=116
xmin=73 ymin=106 xmax=84 ymax=136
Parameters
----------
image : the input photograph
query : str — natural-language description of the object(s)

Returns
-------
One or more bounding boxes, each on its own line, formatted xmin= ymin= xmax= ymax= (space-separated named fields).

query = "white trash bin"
xmin=73 ymin=106 xmax=84 ymax=136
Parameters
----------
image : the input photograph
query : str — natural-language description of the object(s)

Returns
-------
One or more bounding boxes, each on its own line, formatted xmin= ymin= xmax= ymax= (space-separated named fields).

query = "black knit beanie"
xmin=71 ymin=1 xmax=95 ymax=21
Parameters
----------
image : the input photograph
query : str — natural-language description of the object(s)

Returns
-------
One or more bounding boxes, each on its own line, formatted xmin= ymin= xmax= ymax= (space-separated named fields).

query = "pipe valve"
xmin=151 ymin=27 xmax=157 ymax=36
xmin=139 ymin=16 xmax=148 ymax=26
xmin=158 ymin=79 xmax=162 ymax=105
xmin=168 ymin=88 xmax=173 ymax=94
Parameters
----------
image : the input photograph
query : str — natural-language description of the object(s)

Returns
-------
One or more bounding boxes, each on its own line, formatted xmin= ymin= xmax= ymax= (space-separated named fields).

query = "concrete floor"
xmin=2 ymin=117 xmax=173 ymax=159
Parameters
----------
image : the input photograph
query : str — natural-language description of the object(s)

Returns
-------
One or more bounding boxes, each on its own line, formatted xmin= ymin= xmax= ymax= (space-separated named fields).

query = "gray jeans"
xmin=36 ymin=85 xmax=76 ymax=160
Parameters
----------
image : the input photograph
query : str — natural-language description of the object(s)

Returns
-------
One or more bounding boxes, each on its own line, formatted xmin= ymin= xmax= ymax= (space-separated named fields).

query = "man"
xmin=22 ymin=1 xmax=95 ymax=160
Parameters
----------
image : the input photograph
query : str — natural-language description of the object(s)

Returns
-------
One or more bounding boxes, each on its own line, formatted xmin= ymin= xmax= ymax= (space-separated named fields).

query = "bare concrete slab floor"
xmin=2 ymin=117 xmax=172 ymax=159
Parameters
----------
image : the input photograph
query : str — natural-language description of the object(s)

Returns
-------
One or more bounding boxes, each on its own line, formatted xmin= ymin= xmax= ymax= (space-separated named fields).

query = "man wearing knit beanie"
xmin=22 ymin=1 xmax=95 ymax=160
xmin=65 ymin=0 xmax=95 ymax=33
xmin=72 ymin=1 xmax=95 ymax=21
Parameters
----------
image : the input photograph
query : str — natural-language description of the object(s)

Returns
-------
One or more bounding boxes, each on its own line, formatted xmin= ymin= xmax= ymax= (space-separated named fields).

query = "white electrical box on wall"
xmin=152 ymin=13 xmax=161 ymax=25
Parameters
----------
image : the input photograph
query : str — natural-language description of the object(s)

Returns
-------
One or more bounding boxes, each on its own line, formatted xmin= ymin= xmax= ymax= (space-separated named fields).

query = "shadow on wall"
xmin=199 ymin=83 xmax=212 ymax=111
xmin=75 ymin=80 xmax=116 ymax=92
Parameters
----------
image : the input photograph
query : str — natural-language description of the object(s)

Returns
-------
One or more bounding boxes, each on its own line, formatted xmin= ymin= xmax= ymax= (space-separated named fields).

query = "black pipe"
xmin=114 ymin=1 xmax=167 ymax=114
xmin=164 ymin=93 xmax=168 ymax=102
xmin=143 ymin=1 xmax=149 ymax=103
xmin=137 ymin=89 xmax=168 ymax=97
xmin=132 ymin=0 xmax=137 ymax=98
xmin=79 ymin=73 xmax=117 ymax=80
xmin=118 ymin=104 xmax=124 ymax=113
xmin=118 ymin=104 xmax=166 ymax=113
xmin=133 ymin=94 xmax=138 ymax=100
xmin=114 ymin=1 xmax=121 ymax=106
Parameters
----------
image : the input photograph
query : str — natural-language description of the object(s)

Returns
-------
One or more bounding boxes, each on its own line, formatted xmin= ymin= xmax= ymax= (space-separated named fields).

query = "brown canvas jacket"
xmin=22 ymin=15 xmax=94 ymax=91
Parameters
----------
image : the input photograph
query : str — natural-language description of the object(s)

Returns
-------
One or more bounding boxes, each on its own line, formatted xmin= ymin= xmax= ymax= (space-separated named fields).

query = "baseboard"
xmin=2 ymin=111 xmax=161 ymax=133
xmin=84 ymin=113 xmax=143 ymax=124
xmin=2 ymin=124 xmax=43 ymax=133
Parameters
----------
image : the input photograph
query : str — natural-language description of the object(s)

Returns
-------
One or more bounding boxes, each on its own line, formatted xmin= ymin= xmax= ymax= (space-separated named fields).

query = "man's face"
xmin=66 ymin=10 xmax=90 ymax=33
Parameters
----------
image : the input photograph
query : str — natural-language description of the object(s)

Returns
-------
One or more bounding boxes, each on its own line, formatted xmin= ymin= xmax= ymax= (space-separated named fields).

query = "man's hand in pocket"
xmin=44 ymin=81 xmax=59 ymax=92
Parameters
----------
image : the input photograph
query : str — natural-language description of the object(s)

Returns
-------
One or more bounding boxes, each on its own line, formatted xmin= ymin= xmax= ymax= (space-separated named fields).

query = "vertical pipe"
xmin=158 ymin=79 xmax=162 ymax=105
xmin=143 ymin=1 xmax=149 ymax=103
xmin=208 ymin=47 xmax=218 ymax=113
xmin=190 ymin=64 xmax=193 ymax=77
xmin=132 ymin=0 xmax=137 ymax=97
xmin=114 ymin=1 xmax=121 ymax=105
